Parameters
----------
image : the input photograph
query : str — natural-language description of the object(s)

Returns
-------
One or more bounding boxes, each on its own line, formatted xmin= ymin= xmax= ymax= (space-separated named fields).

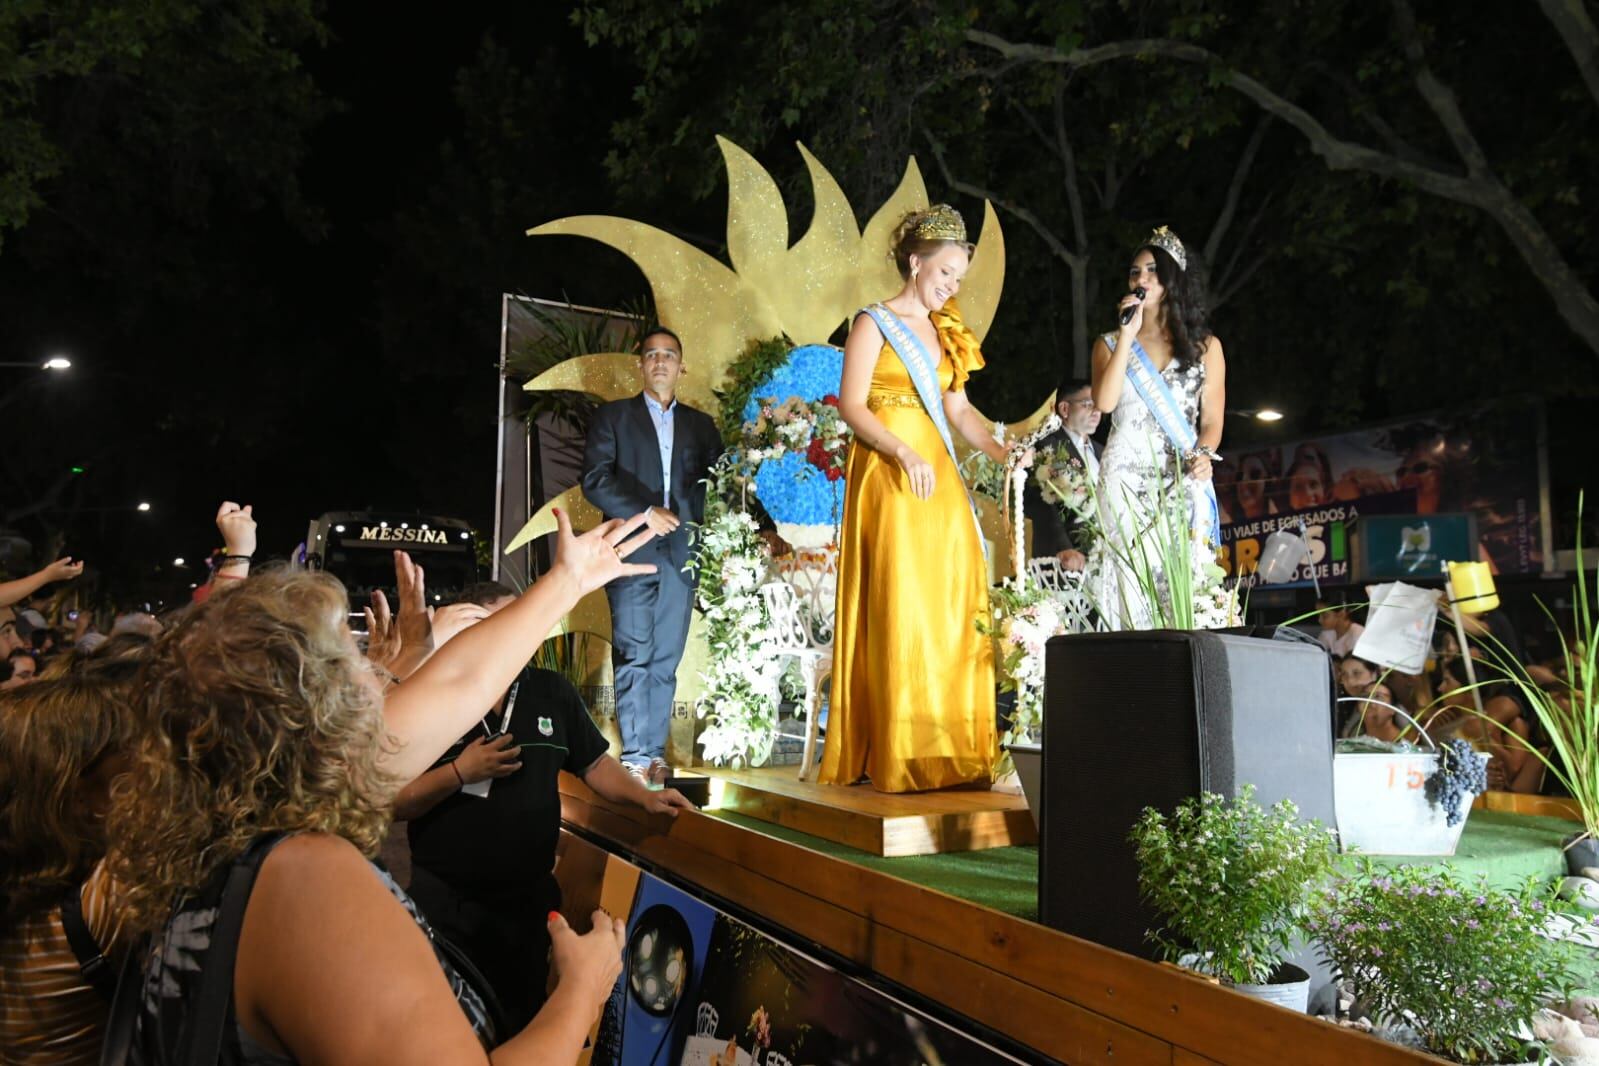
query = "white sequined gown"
xmin=1089 ymin=332 xmax=1210 ymax=630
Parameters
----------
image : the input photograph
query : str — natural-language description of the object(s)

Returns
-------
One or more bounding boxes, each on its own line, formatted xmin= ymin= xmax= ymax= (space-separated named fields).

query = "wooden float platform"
xmin=557 ymin=773 xmax=1437 ymax=1066
xmin=698 ymin=764 xmax=1037 ymax=856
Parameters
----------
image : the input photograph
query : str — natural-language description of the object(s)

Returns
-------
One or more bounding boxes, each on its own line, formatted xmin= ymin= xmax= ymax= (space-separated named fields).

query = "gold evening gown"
xmin=818 ymin=302 xmax=996 ymax=793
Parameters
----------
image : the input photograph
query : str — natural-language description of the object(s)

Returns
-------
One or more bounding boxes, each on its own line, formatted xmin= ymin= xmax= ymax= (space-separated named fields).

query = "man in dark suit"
xmin=581 ymin=326 xmax=723 ymax=776
xmin=1023 ymin=375 xmax=1103 ymax=569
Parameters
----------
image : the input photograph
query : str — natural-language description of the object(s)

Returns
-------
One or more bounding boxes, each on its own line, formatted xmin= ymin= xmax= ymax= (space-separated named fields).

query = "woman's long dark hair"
xmin=1136 ymin=244 xmax=1212 ymax=368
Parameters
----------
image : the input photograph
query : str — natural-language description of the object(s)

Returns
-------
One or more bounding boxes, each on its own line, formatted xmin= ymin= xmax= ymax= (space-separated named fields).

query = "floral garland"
xmin=691 ymin=454 xmax=787 ymax=768
xmin=1033 ymin=443 xmax=1100 ymax=553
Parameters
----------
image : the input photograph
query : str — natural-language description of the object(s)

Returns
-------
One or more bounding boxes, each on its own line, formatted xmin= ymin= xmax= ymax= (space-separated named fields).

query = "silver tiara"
xmin=1146 ymin=225 xmax=1187 ymax=271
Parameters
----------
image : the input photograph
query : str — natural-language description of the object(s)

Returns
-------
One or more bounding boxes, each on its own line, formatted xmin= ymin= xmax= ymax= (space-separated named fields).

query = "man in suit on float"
xmin=581 ymin=326 xmax=723 ymax=778
xmin=1024 ymin=375 xmax=1103 ymax=570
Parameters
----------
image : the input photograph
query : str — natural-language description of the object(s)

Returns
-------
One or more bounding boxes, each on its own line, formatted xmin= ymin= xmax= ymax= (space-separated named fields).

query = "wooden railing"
xmin=558 ymin=774 xmax=1440 ymax=1065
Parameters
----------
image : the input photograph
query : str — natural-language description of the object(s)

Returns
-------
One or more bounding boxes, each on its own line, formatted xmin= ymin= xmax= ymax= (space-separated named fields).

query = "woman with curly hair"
xmin=107 ymin=510 xmax=656 ymax=1065
xmin=819 ymin=204 xmax=1023 ymax=794
xmin=1089 ymin=227 xmax=1227 ymax=629
xmin=0 ymin=634 xmax=149 ymax=1064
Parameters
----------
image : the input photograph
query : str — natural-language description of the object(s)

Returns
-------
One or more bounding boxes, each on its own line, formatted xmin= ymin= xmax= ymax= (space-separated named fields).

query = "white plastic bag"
xmin=1352 ymin=581 xmax=1438 ymax=674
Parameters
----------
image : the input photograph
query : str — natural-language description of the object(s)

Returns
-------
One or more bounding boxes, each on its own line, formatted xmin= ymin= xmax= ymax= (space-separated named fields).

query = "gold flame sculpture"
xmin=509 ymin=137 xmax=1054 ymax=640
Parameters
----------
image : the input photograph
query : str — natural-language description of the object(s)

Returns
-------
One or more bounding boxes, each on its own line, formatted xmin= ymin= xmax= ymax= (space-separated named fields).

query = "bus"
xmin=303 ymin=511 xmax=482 ymax=626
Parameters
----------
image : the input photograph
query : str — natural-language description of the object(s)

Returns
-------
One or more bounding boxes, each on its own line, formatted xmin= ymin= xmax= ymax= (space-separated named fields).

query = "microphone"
xmin=1119 ymin=286 xmax=1147 ymax=326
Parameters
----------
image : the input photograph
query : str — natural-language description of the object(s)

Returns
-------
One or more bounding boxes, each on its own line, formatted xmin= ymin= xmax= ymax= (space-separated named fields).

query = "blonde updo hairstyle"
xmin=890 ymin=206 xmax=973 ymax=280
xmin=107 ymin=568 xmax=400 ymax=933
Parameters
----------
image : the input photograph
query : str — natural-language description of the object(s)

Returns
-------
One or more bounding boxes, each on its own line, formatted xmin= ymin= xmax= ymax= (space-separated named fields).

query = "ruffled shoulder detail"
xmin=931 ymin=297 xmax=986 ymax=391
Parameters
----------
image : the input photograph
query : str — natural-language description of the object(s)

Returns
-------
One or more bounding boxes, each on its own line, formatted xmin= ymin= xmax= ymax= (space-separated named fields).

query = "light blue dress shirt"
xmin=643 ymin=393 xmax=675 ymax=507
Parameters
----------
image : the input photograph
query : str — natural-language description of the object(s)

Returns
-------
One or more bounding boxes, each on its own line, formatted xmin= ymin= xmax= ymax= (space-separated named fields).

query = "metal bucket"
xmin=1005 ymin=743 xmax=1042 ymax=830
xmin=1334 ymin=699 xmax=1487 ymax=856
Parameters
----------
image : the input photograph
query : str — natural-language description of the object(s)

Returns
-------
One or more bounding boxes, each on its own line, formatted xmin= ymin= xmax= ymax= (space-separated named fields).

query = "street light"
xmin=137 ymin=502 xmax=151 ymax=512
xmin=1255 ymin=408 xmax=1284 ymax=422
xmin=42 ymin=357 xmax=71 ymax=371
xmin=173 ymin=557 xmax=186 ymax=567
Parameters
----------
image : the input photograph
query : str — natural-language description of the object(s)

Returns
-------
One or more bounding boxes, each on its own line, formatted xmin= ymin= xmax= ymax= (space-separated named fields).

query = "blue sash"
xmin=1119 ymin=336 xmax=1220 ymax=544
xmin=863 ymin=303 xmax=985 ymax=546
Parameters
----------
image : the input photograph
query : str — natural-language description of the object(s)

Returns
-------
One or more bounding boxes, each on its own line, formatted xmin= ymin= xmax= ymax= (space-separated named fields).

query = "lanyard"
xmin=480 ymin=680 xmax=521 ymax=737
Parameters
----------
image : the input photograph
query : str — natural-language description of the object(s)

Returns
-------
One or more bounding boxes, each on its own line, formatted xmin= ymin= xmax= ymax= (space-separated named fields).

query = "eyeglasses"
xmin=1064 ymin=398 xmax=1096 ymax=408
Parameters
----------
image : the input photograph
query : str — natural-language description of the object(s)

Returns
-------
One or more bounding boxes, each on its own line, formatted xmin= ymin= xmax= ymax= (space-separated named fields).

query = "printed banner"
xmin=1213 ymin=400 xmax=1546 ymax=578
xmin=1219 ymin=491 xmax=1417 ymax=587
xmin=566 ymin=849 xmax=1021 ymax=1066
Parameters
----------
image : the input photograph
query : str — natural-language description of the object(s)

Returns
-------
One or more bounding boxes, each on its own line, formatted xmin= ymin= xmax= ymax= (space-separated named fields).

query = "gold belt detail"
xmin=866 ymin=393 xmax=923 ymax=411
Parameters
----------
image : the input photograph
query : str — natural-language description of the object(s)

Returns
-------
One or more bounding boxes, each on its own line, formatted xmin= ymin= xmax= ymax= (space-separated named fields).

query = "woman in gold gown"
xmin=818 ymin=205 xmax=1016 ymax=793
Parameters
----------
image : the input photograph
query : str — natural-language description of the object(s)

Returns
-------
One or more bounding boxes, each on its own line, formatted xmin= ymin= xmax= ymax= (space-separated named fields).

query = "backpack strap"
xmin=98 ymin=941 xmax=146 ymax=1066
xmin=60 ymin=882 xmax=116 ymax=1002
xmin=175 ymin=832 xmax=288 ymax=1066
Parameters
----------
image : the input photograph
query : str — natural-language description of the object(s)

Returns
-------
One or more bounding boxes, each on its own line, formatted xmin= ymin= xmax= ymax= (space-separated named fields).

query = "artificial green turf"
xmin=707 ymin=807 xmax=1589 ymax=926
xmin=705 ymin=809 xmax=1041 ymax=920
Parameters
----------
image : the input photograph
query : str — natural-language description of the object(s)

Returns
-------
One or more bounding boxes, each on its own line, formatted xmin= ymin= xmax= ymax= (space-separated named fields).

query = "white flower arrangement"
xmin=691 ymin=457 xmax=788 ymax=767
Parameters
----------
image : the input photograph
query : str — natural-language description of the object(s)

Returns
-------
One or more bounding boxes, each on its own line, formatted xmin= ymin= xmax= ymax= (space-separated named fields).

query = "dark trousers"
xmin=605 ymin=544 xmax=694 ymax=766
xmin=408 ymin=866 xmax=554 ymax=1033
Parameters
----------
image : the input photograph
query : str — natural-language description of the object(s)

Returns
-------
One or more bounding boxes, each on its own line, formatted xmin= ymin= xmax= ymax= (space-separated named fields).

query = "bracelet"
xmin=451 ymin=761 xmax=464 ymax=788
xmin=217 ymin=554 xmax=252 ymax=565
xmin=213 ymin=572 xmax=246 ymax=581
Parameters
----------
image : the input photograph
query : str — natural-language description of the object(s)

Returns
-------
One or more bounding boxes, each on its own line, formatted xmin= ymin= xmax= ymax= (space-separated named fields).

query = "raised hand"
xmin=551 ymin=509 xmax=659 ymax=596
xmin=43 ymin=557 xmax=85 ymax=582
xmin=214 ymin=501 xmax=257 ymax=557
xmin=362 ymin=590 xmax=400 ymax=668
xmin=393 ymin=551 xmax=434 ymax=656
xmin=454 ymin=733 xmax=522 ymax=783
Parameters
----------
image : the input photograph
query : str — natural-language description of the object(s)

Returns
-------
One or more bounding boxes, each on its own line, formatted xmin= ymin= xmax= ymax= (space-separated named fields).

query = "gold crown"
xmin=1146 ymin=225 xmax=1187 ymax=271
xmin=912 ymin=203 xmax=969 ymax=243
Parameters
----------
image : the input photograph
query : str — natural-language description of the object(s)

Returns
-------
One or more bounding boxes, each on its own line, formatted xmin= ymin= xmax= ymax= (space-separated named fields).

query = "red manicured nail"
xmin=552 ymin=508 xmax=562 ymax=516
xmin=547 ymin=910 xmax=561 ymax=922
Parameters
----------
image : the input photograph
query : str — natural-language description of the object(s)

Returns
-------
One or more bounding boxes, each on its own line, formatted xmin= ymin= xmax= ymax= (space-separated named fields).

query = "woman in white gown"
xmin=1089 ymin=227 xmax=1227 ymax=630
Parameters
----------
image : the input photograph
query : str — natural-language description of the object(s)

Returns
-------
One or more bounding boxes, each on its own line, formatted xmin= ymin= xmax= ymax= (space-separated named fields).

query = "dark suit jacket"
xmin=580 ymin=393 xmax=723 ymax=584
xmin=1023 ymin=428 xmax=1102 ymax=558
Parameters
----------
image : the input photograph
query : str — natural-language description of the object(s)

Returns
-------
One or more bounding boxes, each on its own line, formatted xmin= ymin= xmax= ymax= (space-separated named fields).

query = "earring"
xmin=911 ymin=264 xmax=919 ymax=280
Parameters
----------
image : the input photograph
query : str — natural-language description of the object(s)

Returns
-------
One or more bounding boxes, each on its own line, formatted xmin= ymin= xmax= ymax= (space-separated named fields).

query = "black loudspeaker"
xmin=1037 ymin=630 xmax=1337 ymax=958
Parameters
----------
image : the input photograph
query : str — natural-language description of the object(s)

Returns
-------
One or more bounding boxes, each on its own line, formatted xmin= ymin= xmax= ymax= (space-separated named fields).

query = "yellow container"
xmin=1447 ymin=560 xmax=1499 ymax=614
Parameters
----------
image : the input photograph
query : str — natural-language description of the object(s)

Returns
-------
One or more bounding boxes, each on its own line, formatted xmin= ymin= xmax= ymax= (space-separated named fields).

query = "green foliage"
xmin=505 ymin=296 xmax=656 ymax=433
xmin=0 ymin=0 xmax=329 ymax=250
xmin=713 ymin=335 xmax=793 ymax=445
xmin=1129 ymin=785 xmax=1338 ymax=986
xmin=1311 ymin=863 xmax=1584 ymax=1063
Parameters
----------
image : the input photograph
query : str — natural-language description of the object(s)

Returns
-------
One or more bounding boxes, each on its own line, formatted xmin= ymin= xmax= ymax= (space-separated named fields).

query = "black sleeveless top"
xmin=130 ymin=834 xmax=493 ymax=1064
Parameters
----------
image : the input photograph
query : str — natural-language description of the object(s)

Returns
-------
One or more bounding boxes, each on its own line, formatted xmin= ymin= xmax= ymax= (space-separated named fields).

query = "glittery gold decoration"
xmin=518 ymin=352 xmax=717 ymax=413
xmin=510 ymin=138 xmax=1049 ymax=694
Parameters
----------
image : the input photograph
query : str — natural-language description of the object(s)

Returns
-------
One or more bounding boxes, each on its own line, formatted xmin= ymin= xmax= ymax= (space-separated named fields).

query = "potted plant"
xmin=1464 ymin=497 xmax=1599 ymax=874
xmin=1129 ymin=785 xmax=1339 ymax=1011
xmin=1311 ymin=862 xmax=1586 ymax=1064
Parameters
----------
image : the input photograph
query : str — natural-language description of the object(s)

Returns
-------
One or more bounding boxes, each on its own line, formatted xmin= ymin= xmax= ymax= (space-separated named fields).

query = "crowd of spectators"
xmin=1322 ymin=590 xmax=1566 ymax=794
xmin=0 ymin=500 xmax=681 ymax=1065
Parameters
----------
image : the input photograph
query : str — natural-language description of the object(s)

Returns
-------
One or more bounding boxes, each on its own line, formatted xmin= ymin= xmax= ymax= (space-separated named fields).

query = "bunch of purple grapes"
xmin=1425 ymin=738 xmax=1489 ymax=827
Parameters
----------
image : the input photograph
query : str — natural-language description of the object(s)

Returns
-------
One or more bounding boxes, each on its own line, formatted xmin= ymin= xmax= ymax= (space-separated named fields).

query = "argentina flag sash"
xmin=863 ymin=303 xmax=985 ymax=546
xmin=1120 ymin=336 xmax=1221 ymax=545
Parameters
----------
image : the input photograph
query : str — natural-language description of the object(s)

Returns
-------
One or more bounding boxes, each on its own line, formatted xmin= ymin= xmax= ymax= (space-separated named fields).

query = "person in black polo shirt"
xmin=395 ymin=581 xmax=694 ymax=1030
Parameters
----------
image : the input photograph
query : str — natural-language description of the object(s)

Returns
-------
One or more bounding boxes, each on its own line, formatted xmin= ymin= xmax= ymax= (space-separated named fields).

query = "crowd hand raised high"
xmin=215 ymin=501 xmax=257 ymax=557
xmin=547 ymin=909 xmax=627 ymax=1016
xmin=644 ymin=506 xmax=681 ymax=537
xmin=894 ymin=445 xmax=935 ymax=500
xmin=393 ymin=551 xmax=434 ymax=654
xmin=42 ymin=557 xmax=85 ymax=582
xmin=455 ymin=733 xmax=522 ymax=783
xmin=550 ymin=509 xmax=659 ymax=597
xmin=362 ymin=590 xmax=401 ymax=669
